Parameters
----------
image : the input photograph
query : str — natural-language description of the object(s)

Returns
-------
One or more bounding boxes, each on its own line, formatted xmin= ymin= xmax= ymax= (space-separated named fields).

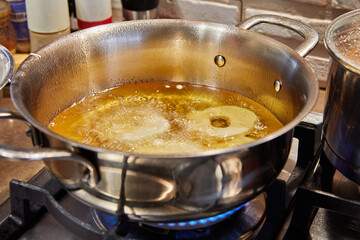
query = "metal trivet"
xmin=283 ymin=153 xmax=360 ymax=240
xmin=0 ymin=172 xmax=108 ymax=240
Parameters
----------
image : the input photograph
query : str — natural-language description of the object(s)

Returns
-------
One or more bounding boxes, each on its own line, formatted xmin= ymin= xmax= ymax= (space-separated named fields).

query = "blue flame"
xmin=156 ymin=203 xmax=247 ymax=228
xmin=97 ymin=203 xmax=248 ymax=231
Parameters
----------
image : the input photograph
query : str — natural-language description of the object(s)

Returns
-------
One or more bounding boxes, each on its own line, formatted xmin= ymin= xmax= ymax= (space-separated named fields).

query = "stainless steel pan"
xmin=324 ymin=9 xmax=360 ymax=185
xmin=0 ymin=15 xmax=318 ymax=222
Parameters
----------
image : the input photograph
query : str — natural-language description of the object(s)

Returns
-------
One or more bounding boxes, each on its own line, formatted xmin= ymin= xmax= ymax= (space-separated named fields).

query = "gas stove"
xmin=0 ymin=112 xmax=359 ymax=240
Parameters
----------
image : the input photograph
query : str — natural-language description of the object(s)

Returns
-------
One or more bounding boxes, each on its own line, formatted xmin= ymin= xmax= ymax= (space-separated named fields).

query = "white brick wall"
xmin=244 ymin=7 xmax=331 ymax=42
xmin=331 ymin=0 xmax=360 ymax=10
xmin=289 ymin=0 xmax=327 ymax=6
xmin=158 ymin=0 xmax=241 ymax=25
xmin=175 ymin=0 xmax=239 ymax=25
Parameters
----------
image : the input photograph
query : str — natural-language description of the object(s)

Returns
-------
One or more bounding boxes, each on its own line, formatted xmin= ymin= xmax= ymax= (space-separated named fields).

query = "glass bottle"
xmin=0 ymin=0 xmax=16 ymax=53
xmin=7 ymin=0 xmax=30 ymax=53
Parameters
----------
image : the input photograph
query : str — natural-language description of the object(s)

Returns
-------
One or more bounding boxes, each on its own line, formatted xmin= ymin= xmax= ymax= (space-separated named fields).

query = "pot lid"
xmin=325 ymin=9 xmax=360 ymax=75
xmin=0 ymin=44 xmax=14 ymax=91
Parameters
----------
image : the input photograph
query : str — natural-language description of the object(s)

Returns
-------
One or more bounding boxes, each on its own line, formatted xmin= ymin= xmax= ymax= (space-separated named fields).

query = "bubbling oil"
xmin=334 ymin=27 xmax=360 ymax=68
xmin=48 ymin=81 xmax=283 ymax=154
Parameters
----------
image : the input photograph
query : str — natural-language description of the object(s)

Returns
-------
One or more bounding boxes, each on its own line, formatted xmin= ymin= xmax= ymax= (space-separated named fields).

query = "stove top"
xmin=0 ymin=112 xmax=359 ymax=240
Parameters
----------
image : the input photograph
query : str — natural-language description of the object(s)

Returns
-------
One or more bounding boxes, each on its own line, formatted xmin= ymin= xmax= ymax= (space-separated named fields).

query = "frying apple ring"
xmin=186 ymin=106 xmax=258 ymax=138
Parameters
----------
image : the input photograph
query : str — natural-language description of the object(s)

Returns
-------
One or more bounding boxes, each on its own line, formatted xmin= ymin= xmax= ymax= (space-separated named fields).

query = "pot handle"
xmin=238 ymin=14 xmax=319 ymax=57
xmin=0 ymin=108 xmax=99 ymax=188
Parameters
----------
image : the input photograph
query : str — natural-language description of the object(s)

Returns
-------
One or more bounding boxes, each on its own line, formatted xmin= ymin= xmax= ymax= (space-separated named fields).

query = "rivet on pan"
xmin=274 ymin=80 xmax=282 ymax=93
xmin=214 ymin=55 xmax=226 ymax=67
xmin=25 ymin=129 xmax=32 ymax=137
xmin=81 ymin=168 xmax=90 ymax=181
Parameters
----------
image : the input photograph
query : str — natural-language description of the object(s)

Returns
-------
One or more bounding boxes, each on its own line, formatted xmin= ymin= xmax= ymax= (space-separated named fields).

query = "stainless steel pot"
xmin=324 ymin=9 xmax=360 ymax=185
xmin=0 ymin=44 xmax=14 ymax=104
xmin=0 ymin=15 xmax=318 ymax=222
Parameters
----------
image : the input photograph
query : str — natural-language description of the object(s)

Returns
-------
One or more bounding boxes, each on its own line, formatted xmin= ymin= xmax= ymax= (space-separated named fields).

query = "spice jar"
xmin=25 ymin=0 xmax=70 ymax=52
xmin=0 ymin=0 xmax=16 ymax=53
xmin=75 ymin=0 xmax=112 ymax=29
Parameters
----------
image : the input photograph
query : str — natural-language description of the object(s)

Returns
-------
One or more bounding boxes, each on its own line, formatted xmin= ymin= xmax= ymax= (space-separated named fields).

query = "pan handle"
xmin=0 ymin=108 xmax=99 ymax=188
xmin=238 ymin=14 xmax=319 ymax=57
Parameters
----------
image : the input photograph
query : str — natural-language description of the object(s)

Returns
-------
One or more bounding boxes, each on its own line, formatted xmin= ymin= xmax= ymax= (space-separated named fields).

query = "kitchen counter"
xmin=0 ymin=53 xmax=327 ymax=205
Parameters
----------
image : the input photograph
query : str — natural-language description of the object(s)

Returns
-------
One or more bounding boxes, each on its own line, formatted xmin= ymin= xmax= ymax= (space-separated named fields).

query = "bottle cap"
xmin=121 ymin=0 xmax=159 ymax=11
xmin=25 ymin=0 xmax=70 ymax=33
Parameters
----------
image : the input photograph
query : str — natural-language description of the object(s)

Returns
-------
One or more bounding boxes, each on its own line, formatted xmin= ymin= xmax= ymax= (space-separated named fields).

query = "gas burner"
xmin=92 ymin=193 xmax=266 ymax=239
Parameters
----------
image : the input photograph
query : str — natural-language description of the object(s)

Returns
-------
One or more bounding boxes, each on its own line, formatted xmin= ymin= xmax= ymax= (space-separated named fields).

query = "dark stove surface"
xmin=1 ymin=113 xmax=359 ymax=240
